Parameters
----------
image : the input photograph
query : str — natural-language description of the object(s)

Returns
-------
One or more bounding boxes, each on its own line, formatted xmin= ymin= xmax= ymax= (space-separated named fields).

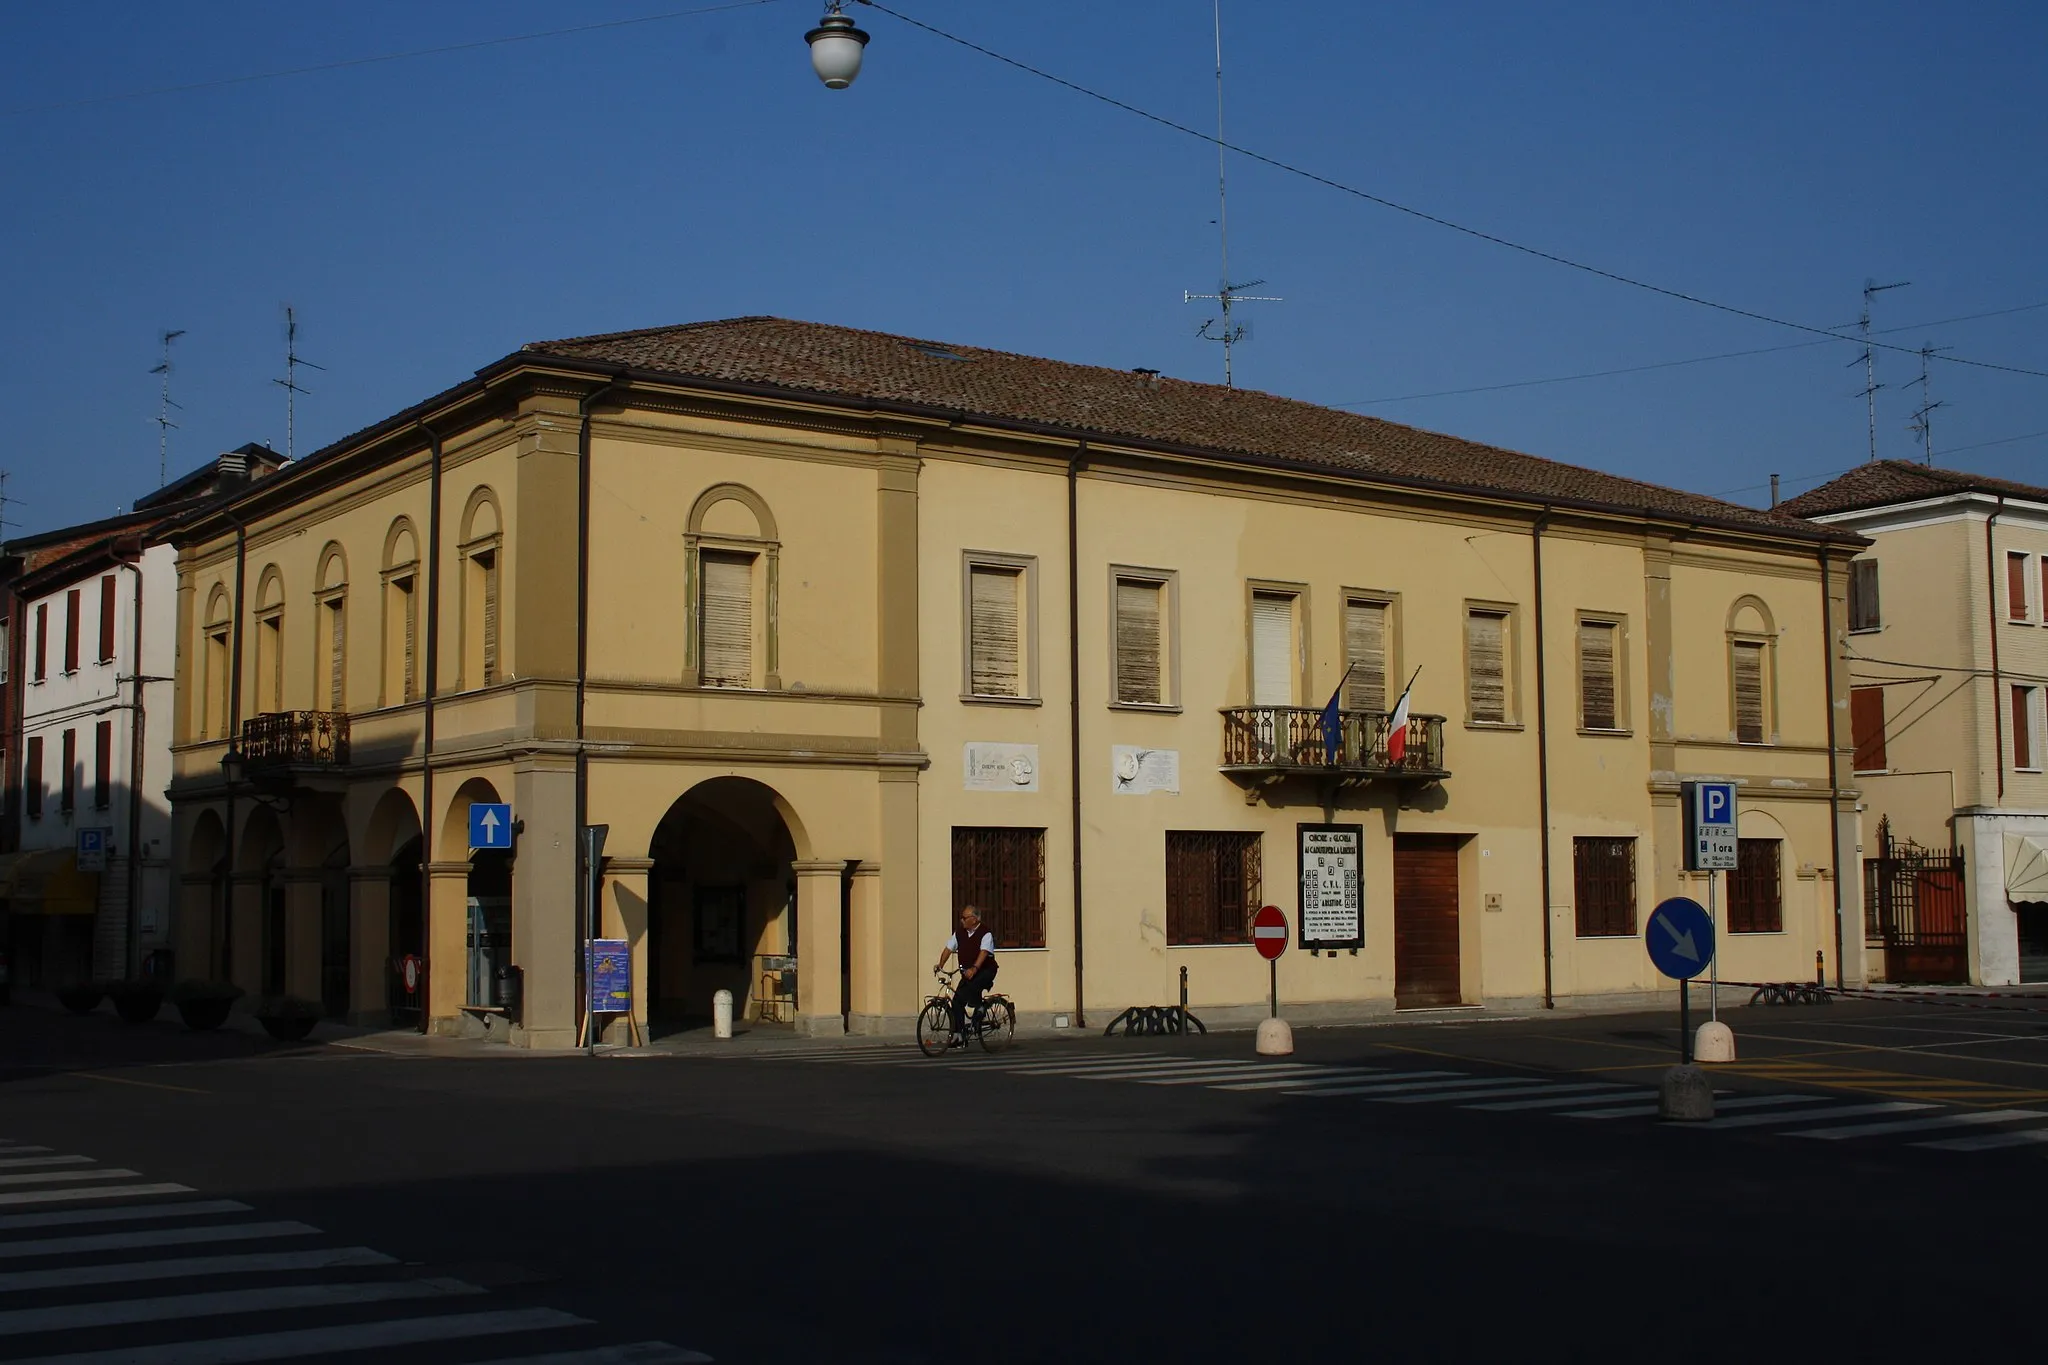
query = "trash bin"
xmin=493 ymin=964 xmax=523 ymax=1018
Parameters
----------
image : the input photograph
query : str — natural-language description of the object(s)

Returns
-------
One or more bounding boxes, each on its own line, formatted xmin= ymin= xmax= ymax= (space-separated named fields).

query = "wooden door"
xmin=1394 ymin=835 xmax=1462 ymax=1008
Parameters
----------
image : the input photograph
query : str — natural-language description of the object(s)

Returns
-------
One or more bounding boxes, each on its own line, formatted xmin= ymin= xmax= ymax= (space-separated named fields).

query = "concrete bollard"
xmin=1658 ymin=1064 xmax=1715 ymax=1121
xmin=1255 ymin=1017 xmax=1294 ymax=1056
xmin=713 ymin=989 xmax=733 ymax=1040
xmin=1694 ymin=1020 xmax=1736 ymax=1063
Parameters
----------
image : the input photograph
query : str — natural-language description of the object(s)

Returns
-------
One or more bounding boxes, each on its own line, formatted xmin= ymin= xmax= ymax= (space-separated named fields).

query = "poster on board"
xmin=1297 ymin=823 xmax=1364 ymax=949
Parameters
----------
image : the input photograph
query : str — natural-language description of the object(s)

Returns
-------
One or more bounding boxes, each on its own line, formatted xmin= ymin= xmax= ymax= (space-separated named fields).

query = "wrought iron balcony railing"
xmin=1220 ymin=706 xmax=1448 ymax=781
xmin=239 ymin=711 xmax=351 ymax=769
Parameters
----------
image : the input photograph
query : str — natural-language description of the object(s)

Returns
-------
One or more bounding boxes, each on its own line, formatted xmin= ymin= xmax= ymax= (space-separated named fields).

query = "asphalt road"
xmin=3 ymin=995 xmax=2045 ymax=1364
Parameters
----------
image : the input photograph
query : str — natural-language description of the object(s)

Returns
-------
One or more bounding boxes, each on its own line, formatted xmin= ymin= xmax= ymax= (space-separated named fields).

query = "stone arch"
xmin=317 ymin=542 xmax=348 ymax=593
xmin=361 ymin=787 xmax=422 ymax=866
xmin=255 ymin=564 xmax=285 ymax=612
xmin=1727 ymin=594 xmax=1776 ymax=637
xmin=238 ymin=803 xmax=286 ymax=874
xmin=438 ymin=775 xmax=507 ymax=863
xmin=1738 ymin=807 xmax=1789 ymax=841
xmin=687 ymin=482 xmax=778 ymax=542
xmin=205 ymin=583 xmax=232 ymax=626
xmin=384 ymin=517 xmax=420 ymax=570
xmin=186 ymin=808 xmax=227 ymax=877
xmin=459 ymin=486 xmax=502 ymax=546
xmin=288 ymin=793 xmax=351 ymax=869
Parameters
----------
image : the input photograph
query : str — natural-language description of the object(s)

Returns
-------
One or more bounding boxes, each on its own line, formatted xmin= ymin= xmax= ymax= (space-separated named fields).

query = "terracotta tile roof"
xmin=523 ymin=317 xmax=1846 ymax=543
xmin=1777 ymin=459 xmax=2048 ymax=518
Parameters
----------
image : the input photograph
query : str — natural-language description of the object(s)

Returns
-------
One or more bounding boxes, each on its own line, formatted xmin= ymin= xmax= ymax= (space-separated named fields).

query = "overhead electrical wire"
xmin=858 ymin=1 xmax=2048 ymax=382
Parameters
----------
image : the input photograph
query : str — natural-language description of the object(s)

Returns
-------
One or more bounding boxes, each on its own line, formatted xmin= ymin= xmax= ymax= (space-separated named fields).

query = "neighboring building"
xmin=1783 ymin=460 xmax=2048 ymax=985
xmin=1 ymin=446 xmax=283 ymax=988
xmin=165 ymin=318 xmax=1865 ymax=1046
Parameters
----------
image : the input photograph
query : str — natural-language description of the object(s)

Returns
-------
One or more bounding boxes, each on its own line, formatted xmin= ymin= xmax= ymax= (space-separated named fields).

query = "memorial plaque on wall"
xmin=1297 ymin=823 xmax=1364 ymax=949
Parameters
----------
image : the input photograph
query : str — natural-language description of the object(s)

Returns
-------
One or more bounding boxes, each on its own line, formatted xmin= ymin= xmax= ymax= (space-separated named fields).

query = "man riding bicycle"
xmin=933 ymin=905 xmax=998 ymax=1043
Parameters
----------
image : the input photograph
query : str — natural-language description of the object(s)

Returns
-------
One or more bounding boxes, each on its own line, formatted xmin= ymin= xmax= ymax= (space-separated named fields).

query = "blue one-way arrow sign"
xmin=469 ymin=802 xmax=514 ymax=851
xmin=1646 ymin=896 xmax=1715 ymax=981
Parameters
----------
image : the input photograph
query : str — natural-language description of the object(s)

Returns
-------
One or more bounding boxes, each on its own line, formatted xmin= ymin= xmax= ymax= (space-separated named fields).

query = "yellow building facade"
xmin=166 ymin=319 xmax=1866 ymax=1046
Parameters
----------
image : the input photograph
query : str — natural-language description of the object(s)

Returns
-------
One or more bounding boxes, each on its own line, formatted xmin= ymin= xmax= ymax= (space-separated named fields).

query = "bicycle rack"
xmin=1103 ymin=1004 xmax=1207 ymax=1037
xmin=1748 ymin=982 xmax=1833 ymax=1006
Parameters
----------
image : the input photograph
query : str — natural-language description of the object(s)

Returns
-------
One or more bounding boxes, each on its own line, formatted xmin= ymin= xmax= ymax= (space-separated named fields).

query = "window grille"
xmin=1573 ymin=836 xmax=1636 ymax=938
xmin=951 ymin=827 xmax=1046 ymax=949
xmin=1729 ymin=838 xmax=1783 ymax=934
xmin=1165 ymin=831 xmax=1262 ymax=946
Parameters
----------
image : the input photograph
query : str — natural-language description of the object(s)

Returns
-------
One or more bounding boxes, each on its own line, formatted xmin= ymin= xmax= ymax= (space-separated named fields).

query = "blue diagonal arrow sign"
xmin=1646 ymin=897 xmax=1714 ymax=981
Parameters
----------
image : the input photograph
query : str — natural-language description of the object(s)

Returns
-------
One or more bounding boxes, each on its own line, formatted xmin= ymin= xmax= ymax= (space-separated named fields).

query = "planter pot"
xmin=110 ymin=988 xmax=163 ymax=1024
xmin=175 ymin=998 xmax=236 ymax=1032
xmin=55 ymin=985 xmax=104 ymax=1015
xmin=257 ymin=1014 xmax=317 ymax=1043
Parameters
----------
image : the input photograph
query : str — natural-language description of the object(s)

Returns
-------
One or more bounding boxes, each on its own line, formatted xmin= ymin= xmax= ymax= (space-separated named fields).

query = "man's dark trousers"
xmin=951 ymin=964 xmax=998 ymax=1038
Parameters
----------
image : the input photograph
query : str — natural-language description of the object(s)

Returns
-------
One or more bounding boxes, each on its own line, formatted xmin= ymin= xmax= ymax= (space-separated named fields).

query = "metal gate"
xmin=1864 ymin=817 xmax=1968 ymax=983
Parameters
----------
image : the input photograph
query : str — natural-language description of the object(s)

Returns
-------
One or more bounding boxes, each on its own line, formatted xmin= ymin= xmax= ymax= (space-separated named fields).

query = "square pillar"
xmin=847 ymin=861 xmax=886 ymax=1032
xmin=601 ymin=856 xmax=652 ymax=1044
xmin=427 ymin=862 xmax=470 ymax=1030
xmin=510 ymin=757 xmax=577 ymax=1049
xmin=794 ymin=859 xmax=845 ymax=1036
xmin=177 ymin=873 xmax=216 ymax=981
xmin=282 ymin=870 xmax=323 ymax=1002
xmin=348 ymin=868 xmax=392 ymax=1023
xmin=229 ymin=872 xmax=264 ymax=997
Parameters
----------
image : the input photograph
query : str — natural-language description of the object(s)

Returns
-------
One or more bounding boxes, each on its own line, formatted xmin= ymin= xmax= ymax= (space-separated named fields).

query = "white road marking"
xmin=1791 ymin=1109 xmax=2048 ymax=1141
xmin=465 ymin=1343 xmax=715 ymax=1365
xmin=1381 ymin=1082 xmax=1619 ymax=1106
xmin=0 ymin=1149 xmax=53 ymax=1157
xmin=1466 ymin=1088 xmax=1642 ymax=1111
xmin=1916 ymin=1126 xmax=2048 ymax=1152
xmin=0 ymin=1169 xmax=137 ymax=1188
xmin=0 ymin=1198 xmax=249 ymax=1232
xmin=0 ymin=1156 xmax=93 ymax=1171
xmin=0 ymin=1221 xmax=319 ymax=1261
xmin=1209 ymin=1069 xmax=1390 ymax=1090
xmin=0 ymin=1276 xmax=484 ymax=1337
xmin=1704 ymin=1102 xmax=1931 ymax=1130
xmin=1299 ymin=1074 xmax=1530 ymax=1098
xmin=1559 ymin=1104 xmax=1663 ymax=1119
xmin=0 ymin=1246 xmax=394 ymax=1293
xmin=990 ymin=1060 xmax=1221 ymax=1078
xmin=1704 ymin=1094 xmax=1834 ymax=1111
xmin=0 ymin=1183 xmax=192 ymax=1208
xmin=1 ymin=1306 xmax=590 ymax=1365
xmin=1135 ymin=1065 xmax=1313 ymax=1086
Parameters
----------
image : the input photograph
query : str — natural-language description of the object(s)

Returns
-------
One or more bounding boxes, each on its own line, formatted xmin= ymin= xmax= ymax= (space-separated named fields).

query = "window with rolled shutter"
xmin=401 ymin=578 xmax=418 ymax=701
xmin=323 ymin=597 xmax=346 ymax=712
xmin=1115 ymin=578 xmax=1163 ymax=705
xmin=1578 ymin=620 xmax=1617 ymax=730
xmin=2010 ymin=553 xmax=2030 ymax=621
xmin=968 ymin=565 xmax=1022 ymax=697
xmin=1848 ymin=559 xmax=1880 ymax=632
xmin=699 ymin=551 xmax=754 ymax=688
xmin=34 ymin=603 xmax=47 ymax=681
xmin=94 ymin=719 xmax=111 ymax=809
xmin=2016 ymin=686 xmax=2036 ymax=770
xmin=64 ymin=589 xmax=80 ymax=673
xmin=1250 ymin=592 xmax=1294 ymax=707
xmin=1851 ymin=686 xmax=1886 ymax=771
xmin=99 ymin=575 xmax=117 ymax=663
xmin=25 ymin=736 xmax=42 ymax=819
xmin=480 ymin=551 xmax=499 ymax=686
xmin=1344 ymin=600 xmax=1387 ymax=714
xmin=1733 ymin=641 xmax=1766 ymax=743
xmin=1466 ymin=610 xmax=1507 ymax=724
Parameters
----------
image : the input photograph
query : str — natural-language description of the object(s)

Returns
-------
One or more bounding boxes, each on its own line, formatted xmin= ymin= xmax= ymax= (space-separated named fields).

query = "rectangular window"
xmin=951 ymin=827 xmax=1046 ymax=950
xmin=699 ymin=550 xmax=755 ymax=688
xmin=967 ymin=564 xmax=1024 ymax=698
xmin=1343 ymin=597 xmax=1388 ymax=714
xmin=204 ymin=626 xmax=231 ymax=738
xmin=1165 ymin=831 xmax=1262 ymax=946
xmin=2017 ymin=686 xmax=2041 ymax=771
xmin=64 ymin=589 xmax=80 ymax=673
xmin=1573 ymin=836 xmax=1637 ymax=938
xmin=2010 ymin=552 xmax=2030 ymax=622
xmin=0 ymin=616 xmax=8 ymax=684
xmin=1578 ymin=619 xmax=1619 ymax=731
xmin=60 ymin=728 xmax=76 ymax=813
xmin=1848 ymin=558 xmax=1881 ymax=632
xmin=93 ymin=720 xmax=111 ymax=810
xmin=1729 ymin=838 xmax=1783 ymax=934
xmin=1465 ymin=608 xmax=1509 ymax=724
xmin=463 ymin=548 xmax=499 ymax=690
xmin=255 ymin=613 xmax=282 ymax=714
xmin=24 ymin=735 xmax=43 ymax=819
xmin=385 ymin=575 xmax=418 ymax=704
xmin=98 ymin=574 xmax=117 ymax=663
xmin=1114 ymin=576 xmax=1166 ymax=705
xmin=34 ymin=603 xmax=47 ymax=681
xmin=1851 ymin=686 xmax=1887 ymax=772
xmin=1249 ymin=591 xmax=1296 ymax=707
xmin=318 ymin=596 xmax=346 ymax=712
xmin=1733 ymin=641 xmax=1766 ymax=744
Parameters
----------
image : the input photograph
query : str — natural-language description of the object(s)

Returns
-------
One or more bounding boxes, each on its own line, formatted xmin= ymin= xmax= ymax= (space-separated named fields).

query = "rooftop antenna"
xmin=273 ymin=305 xmax=324 ymax=463
xmin=1906 ymin=343 xmax=1949 ymax=465
xmin=150 ymin=329 xmax=186 ymax=486
xmin=1851 ymin=279 xmax=1910 ymax=461
xmin=0 ymin=470 xmax=20 ymax=544
xmin=1182 ymin=0 xmax=1279 ymax=387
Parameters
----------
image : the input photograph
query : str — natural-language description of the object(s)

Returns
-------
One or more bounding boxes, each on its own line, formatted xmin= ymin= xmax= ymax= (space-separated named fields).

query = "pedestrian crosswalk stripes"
xmin=712 ymin=1042 xmax=2048 ymax=1154
xmin=0 ymin=1150 xmax=715 ymax=1364
xmin=0 ymin=1158 xmax=90 ymax=1172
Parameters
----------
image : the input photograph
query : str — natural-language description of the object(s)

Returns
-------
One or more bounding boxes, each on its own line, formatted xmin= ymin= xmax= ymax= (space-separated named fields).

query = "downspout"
xmin=575 ymin=379 xmax=623 ymax=1047
xmin=124 ymin=558 xmax=146 ymax=980
xmin=221 ymin=509 xmax=248 ymax=982
xmin=1987 ymin=496 xmax=2005 ymax=801
xmin=417 ymin=425 xmax=445 ymax=1035
xmin=1067 ymin=442 xmax=1088 ymax=1029
xmin=1819 ymin=548 xmax=1847 ymax=990
xmin=1532 ymin=509 xmax=1555 ymax=1009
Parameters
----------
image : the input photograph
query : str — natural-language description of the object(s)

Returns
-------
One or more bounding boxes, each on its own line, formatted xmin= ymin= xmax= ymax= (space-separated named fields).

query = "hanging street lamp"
xmin=806 ymin=1 xmax=870 ymax=89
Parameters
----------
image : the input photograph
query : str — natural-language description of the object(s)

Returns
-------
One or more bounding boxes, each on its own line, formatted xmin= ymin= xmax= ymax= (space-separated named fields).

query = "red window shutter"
xmin=64 ymin=589 xmax=80 ymax=672
xmin=24 ymin=736 xmax=42 ymax=818
xmin=34 ymin=603 xmax=47 ymax=680
xmin=1850 ymin=687 xmax=1886 ymax=771
xmin=2011 ymin=554 xmax=2030 ymax=621
xmin=94 ymin=719 xmax=112 ymax=809
xmin=60 ymin=728 xmax=76 ymax=812
xmin=99 ymin=575 xmax=116 ymax=662
xmin=2017 ymin=687 xmax=2034 ymax=770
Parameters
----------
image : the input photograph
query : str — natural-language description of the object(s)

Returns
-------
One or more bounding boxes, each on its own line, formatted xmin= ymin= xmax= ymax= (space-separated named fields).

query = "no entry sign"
xmin=1253 ymin=905 xmax=1289 ymax=961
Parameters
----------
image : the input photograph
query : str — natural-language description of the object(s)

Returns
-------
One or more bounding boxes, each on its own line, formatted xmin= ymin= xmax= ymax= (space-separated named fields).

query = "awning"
xmin=2006 ymin=834 xmax=2048 ymax=905
xmin=0 ymin=848 xmax=100 ymax=915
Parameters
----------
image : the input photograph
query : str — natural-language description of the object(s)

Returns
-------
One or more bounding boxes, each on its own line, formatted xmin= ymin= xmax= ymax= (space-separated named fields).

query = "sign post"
xmin=581 ymin=824 xmax=609 ymax=1054
xmin=1646 ymin=895 xmax=1717 ymax=1120
xmin=1682 ymin=780 xmax=1738 ymax=1059
xmin=1252 ymin=905 xmax=1292 ymax=1056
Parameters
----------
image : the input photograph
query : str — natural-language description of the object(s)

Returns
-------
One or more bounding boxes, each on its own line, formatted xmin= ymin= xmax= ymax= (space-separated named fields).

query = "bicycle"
xmin=917 ymin=968 xmax=1016 ymax=1057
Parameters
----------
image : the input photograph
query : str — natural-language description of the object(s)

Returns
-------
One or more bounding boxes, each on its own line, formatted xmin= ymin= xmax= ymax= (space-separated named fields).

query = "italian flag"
xmin=1386 ymin=675 xmax=1416 ymax=764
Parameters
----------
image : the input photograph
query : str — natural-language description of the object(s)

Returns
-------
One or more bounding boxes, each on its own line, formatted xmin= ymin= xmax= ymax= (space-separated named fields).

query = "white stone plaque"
xmin=1298 ymin=823 xmax=1364 ymax=948
xmin=1111 ymin=746 xmax=1180 ymax=795
xmin=964 ymin=742 xmax=1039 ymax=792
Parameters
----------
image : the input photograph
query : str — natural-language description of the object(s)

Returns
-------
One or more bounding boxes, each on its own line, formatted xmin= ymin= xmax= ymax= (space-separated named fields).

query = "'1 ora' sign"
xmin=1253 ymin=905 xmax=1289 ymax=961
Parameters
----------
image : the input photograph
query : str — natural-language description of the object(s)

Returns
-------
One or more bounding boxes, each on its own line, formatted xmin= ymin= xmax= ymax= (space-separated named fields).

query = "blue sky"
xmin=3 ymin=1 xmax=2043 ymax=536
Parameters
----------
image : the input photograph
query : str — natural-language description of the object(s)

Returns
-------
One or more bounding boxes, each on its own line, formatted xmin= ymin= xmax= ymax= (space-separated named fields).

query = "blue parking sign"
xmin=469 ymin=803 xmax=513 ymax=851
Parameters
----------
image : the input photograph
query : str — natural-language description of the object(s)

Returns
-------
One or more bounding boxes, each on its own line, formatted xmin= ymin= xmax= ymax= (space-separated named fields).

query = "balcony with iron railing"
xmin=235 ymin=711 xmax=352 ymax=772
xmin=1220 ymin=707 xmax=1449 ymax=784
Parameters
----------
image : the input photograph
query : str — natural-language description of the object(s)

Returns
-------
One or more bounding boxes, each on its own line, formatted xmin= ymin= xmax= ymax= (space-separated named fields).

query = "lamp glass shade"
xmin=806 ymin=16 xmax=868 ymax=89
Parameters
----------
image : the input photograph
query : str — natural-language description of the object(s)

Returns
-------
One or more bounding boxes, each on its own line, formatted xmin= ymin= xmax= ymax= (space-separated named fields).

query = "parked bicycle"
xmin=917 ymin=967 xmax=1016 ymax=1056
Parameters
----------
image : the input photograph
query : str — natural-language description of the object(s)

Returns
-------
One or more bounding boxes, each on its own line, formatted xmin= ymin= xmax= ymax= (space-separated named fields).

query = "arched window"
xmin=315 ymin=544 xmax=348 ymax=713
xmin=1726 ymin=596 xmax=1778 ymax=745
xmin=201 ymin=585 xmax=232 ymax=739
xmin=253 ymin=567 xmax=285 ymax=715
xmin=458 ymin=488 xmax=503 ymax=690
xmin=382 ymin=519 xmax=420 ymax=705
xmin=685 ymin=483 xmax=780 ymax=690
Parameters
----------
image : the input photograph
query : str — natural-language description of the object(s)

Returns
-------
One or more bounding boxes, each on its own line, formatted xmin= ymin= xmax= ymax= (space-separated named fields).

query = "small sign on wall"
xmin=964 ymin=742 xmax=1039 ymax=792
xmin=1111 ymin=746 xmax=1180 ymax=795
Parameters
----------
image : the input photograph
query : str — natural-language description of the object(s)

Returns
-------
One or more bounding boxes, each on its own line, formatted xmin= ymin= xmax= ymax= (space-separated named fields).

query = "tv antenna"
xmin=1850 ymin=279 xmax=1909 ymax=461
xmin=150 ymin=329 xmax=186 ymax=487
xmin=273 ymin=305 xmax=324 ymax=462
xmin=1905 ymin=343 xmax=1949 ymax=465
xmin=0 ymin=470 xmax=21 ymax=544
xmin=1182 ymin=0 xmax=1279 ymax=387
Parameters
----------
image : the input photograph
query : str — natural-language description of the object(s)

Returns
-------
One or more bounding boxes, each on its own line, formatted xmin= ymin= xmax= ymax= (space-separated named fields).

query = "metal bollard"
xmin=713 ymin=989 xmax=733 ymax=1040
xmin=1816 ymin=950 xmax=1825 ymax=987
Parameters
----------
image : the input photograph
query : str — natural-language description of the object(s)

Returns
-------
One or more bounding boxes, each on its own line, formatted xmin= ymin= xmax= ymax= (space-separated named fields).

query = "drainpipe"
xmin=575 ymin=379 xmax=623 ymax=1048
xmin=1819 ymin=548 xmax=1847 ymax=990
xmin=417 ymin=425 xmax=445 ymax=1036
xmin=1987 ymin=496 xmax=2005 ymax=801
xmin=1532 ymin=510 xmax=1555 ymax=1009
xmin=123 ymin=558 xmax=146 ymax=980
xmin=220 ymin=509 xmax=248 ymax=982
xmin=1067 ymin=442 xmax=1088 ymax=1029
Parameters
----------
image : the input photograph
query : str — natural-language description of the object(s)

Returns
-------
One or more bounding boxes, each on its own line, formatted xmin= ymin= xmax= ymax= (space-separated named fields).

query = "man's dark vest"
xmin=960 ymin=926 xmax=997 ymax=975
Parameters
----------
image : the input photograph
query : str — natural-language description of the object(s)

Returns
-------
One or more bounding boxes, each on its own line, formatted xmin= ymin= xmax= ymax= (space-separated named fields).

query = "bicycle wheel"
xmin=976 ymin=997 xmax=1016 ymax=1053
xmin=916 ymin=1001 xmax=955 ymax=1058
